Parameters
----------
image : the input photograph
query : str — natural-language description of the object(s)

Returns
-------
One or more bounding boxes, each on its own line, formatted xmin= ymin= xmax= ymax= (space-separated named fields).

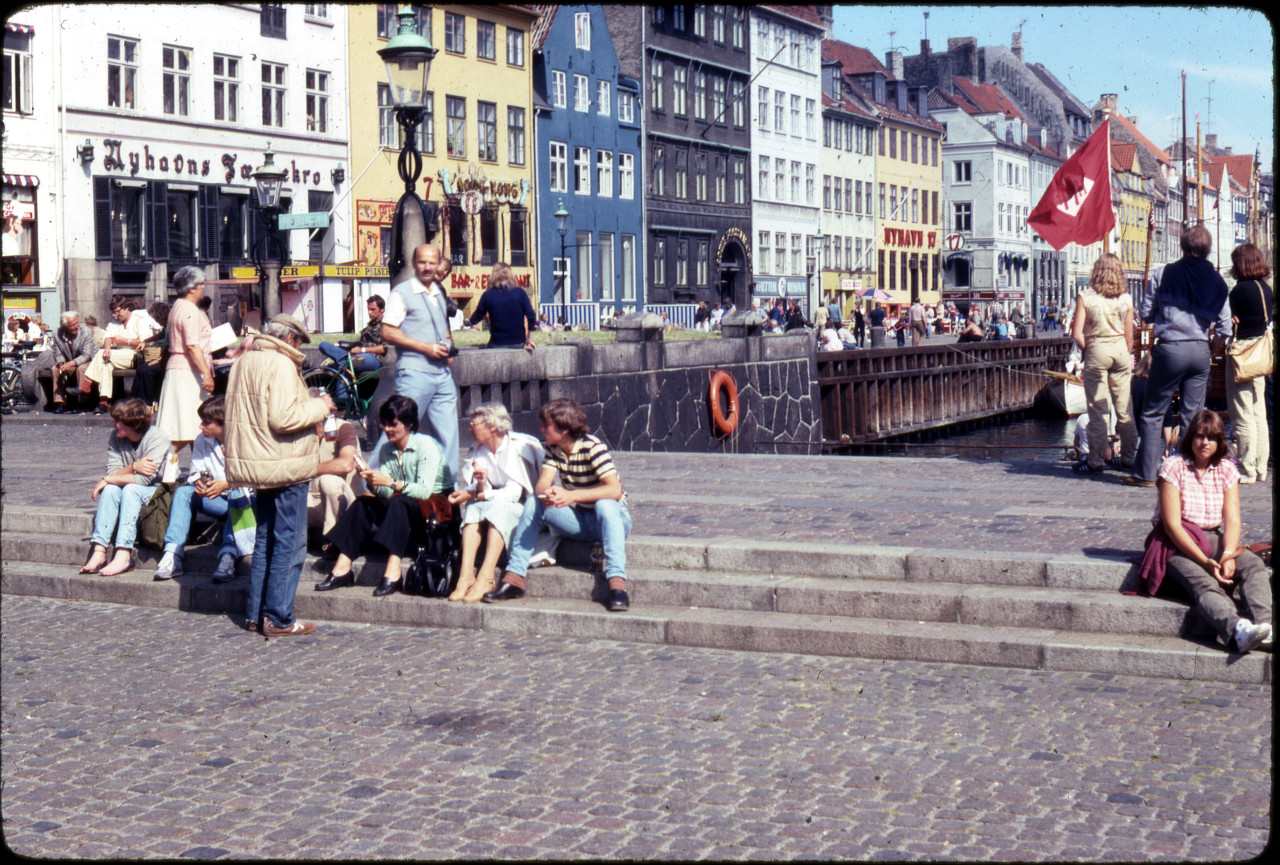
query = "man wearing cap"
xmin=225 ymin=313 xmax=335 ymax=637
xmin=374 ymin=242 xmax=458 ymax=484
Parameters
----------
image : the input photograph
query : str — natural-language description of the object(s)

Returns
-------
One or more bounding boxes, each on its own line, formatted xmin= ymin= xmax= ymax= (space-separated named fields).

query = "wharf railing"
xmin=816 ymin=338 xmax=1073 ymax=443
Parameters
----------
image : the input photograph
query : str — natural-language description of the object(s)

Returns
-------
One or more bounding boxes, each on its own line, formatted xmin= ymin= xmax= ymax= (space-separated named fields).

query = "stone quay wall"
xmin=439 ymin=332 xmax=822 ymax=454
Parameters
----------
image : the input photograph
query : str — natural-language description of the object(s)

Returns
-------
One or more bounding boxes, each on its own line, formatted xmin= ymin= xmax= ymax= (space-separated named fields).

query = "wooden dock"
xmin=816 ymin=338 xmax=1074 ymax=444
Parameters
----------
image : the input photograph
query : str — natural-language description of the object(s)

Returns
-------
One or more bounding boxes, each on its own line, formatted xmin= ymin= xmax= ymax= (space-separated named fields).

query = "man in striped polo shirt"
xmin=484 ymin=398 xmax=633 ymax=611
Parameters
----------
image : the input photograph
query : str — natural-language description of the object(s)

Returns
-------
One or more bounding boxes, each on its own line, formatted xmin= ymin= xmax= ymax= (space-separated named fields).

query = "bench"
xmin=33 ymin=365 xmax=141 ymax=411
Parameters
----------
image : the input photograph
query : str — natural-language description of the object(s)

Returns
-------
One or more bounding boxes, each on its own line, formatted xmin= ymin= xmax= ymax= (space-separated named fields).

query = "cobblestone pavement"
xmin=1 ymin=595 xmax=1271 ymax=861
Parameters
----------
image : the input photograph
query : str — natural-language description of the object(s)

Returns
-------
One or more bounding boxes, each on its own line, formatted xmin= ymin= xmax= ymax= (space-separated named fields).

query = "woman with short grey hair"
xmin=156 ymin=265 xmax=213 ymax=451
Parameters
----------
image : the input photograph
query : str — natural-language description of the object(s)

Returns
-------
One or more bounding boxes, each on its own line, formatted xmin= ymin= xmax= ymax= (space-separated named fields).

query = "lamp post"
xmin=377 ymin=4 xmax=437 ymax=287
xmin=252 ymin=145 xmax=289 ymax=321
xmin=554 ymin=199 xmax=569 ymax=306
xmin=812 ymin=228 xmax=824 ymax=316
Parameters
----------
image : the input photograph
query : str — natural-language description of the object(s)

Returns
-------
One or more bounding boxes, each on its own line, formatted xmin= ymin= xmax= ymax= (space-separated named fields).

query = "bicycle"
xmin=301 ymin=340 xmax=382 ymax=425
xmin=1 ymin=340 xmax=41 ymax=414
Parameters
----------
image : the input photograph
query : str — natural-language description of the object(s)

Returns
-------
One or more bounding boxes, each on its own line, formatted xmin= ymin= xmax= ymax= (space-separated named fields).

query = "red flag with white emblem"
xmin=1028 ymin=119 xmax=1115 ymax=250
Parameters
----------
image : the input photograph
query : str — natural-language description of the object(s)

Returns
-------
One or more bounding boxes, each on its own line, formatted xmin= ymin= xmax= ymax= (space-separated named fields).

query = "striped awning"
xmin=5 ymin=22 xmax=34 ymax=35
xmin=3 ymin=174 xmax=40 ymax=188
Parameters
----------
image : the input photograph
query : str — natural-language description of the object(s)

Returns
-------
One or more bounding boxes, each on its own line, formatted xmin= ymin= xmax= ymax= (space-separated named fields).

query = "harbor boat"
xmin=1038 ymin=369 xmax=1087 ymax=416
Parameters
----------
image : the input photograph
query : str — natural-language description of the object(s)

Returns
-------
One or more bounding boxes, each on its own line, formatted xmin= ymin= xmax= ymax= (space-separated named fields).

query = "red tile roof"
xmin=1111 ymin=142 xmax=1138 ymax=172
xmin=1205 ymin=153 xmax=1255 ymax=189
xmin=822 ymin=38 xmax=888 ymax=77
xmin=1110 ymin=112 xmax=1172 ymax=167
xmin=951 ymin=77 xmax=1023 ymax=120
xmin=764 ymin=4 xmax=825 ymax=28
xmin=529 ymin=4 xmax=557 ymax=51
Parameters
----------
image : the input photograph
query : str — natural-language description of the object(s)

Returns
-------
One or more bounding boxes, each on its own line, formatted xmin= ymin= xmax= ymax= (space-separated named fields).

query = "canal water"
xmin=850 ymin=413 xmax=1077 ymax=464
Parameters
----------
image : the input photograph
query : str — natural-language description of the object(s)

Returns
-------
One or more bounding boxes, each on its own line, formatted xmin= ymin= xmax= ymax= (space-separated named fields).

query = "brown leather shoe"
xmin=262 ymin=620 xmax=316 ymax=637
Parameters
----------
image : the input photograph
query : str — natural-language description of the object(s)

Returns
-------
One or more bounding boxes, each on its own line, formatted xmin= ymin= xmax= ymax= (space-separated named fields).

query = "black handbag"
xmin=403 ymin=495 xmax=460 ymax=597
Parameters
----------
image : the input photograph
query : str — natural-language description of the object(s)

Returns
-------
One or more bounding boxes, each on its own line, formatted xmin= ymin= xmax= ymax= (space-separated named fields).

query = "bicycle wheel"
xmin=302 ymin=367 xmax=361 ymax=420
xmin=2 ymin=362 xmax=23 ymax=413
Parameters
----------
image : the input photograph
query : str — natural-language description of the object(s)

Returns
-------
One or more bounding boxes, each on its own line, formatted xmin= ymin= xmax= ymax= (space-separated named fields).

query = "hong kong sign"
xmin=438 ymin=164 xmax=530 ymax=206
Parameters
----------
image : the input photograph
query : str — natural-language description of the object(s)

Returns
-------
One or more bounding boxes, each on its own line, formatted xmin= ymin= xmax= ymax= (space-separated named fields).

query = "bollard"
xmin=869 ymin=325 xmax=886 ymax=348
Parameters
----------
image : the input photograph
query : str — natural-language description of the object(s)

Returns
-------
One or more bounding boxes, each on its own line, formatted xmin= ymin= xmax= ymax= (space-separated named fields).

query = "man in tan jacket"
xmin=225 ymin=315 xmax=334 ymax=637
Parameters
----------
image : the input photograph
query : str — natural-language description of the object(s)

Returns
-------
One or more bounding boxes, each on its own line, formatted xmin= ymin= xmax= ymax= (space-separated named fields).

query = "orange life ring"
xmin=708 ymin=369 xmax=739 ymax=437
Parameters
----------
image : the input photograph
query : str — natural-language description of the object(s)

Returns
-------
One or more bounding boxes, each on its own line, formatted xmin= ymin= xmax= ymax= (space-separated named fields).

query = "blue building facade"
xmin=533 ymin=5 xmax=643 ymax=319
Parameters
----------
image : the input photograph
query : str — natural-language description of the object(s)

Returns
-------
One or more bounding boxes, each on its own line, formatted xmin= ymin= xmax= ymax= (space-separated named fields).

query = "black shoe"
xmin=94 ymin=402 xmax=110 ymax=414
xmin=372 ymin=577 xmax=400 ymax=597
xmin=607 ymin=589 xmax=630 ymax=612
xmin=482 ymin=582 xmax=525 ymax=603
xmin=48 ymin=402 xmax=66 ymax=414
xmin=314 ymin=572 xmax=354 ymax=591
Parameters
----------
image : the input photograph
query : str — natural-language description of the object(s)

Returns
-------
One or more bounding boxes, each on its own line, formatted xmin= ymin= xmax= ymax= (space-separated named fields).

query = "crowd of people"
xmin=75 ymin=245 xmax=633 ymax=639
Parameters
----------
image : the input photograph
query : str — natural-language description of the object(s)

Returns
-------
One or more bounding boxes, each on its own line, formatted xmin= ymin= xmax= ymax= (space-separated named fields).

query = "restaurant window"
xmin=218 ymin=191 xmax=247 ymax=261
xmin=308 ymin=190 xmax=332 ymax=262
xmin=166 ymin=186 xmax=198 ymax=260
xmin=509 ymin=207 xmax=528 ymax=267
xmin=479 ymin=206 xmax=498 ymax=266
xmin=1 ymin=185 xmax=38 ymax=284
xmin=447 ymin=202 xmax=466 ymax=265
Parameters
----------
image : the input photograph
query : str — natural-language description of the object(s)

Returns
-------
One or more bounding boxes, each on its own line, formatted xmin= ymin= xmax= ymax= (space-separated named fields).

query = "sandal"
xmin=79 ymin=544 xmax=108 ymax=574
xmin=98 ymin=549 xmax=135 ymax=577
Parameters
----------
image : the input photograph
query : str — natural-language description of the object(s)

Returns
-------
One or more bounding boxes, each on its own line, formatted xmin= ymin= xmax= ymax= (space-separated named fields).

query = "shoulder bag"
xmin=1229 ymin=281 xmax=1273 ymax=383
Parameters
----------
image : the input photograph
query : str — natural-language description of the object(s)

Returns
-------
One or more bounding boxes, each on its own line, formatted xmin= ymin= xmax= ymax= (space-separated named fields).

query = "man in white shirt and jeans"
xmin=373 ymin=243 xmax=458 ymax=484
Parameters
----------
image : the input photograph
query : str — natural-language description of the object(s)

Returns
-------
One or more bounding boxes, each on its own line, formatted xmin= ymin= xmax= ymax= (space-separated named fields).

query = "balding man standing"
xmin=374 ymin=243 xmax=458 ymax=484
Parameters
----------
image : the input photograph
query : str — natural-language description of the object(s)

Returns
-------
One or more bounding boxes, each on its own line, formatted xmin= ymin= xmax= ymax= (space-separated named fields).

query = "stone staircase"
xmin=1 ymin=502 xmax=1270 ymax=685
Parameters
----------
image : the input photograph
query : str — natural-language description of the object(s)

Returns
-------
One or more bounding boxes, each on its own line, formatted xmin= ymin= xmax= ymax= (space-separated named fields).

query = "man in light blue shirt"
xmin=1125 ymin=225 xmax=1231 ymax=486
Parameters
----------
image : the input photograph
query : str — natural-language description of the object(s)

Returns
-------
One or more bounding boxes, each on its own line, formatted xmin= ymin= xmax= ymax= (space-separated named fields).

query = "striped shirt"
xmin=1155 ymin=454 xmax=1239 ymax=530
xmin=545 ymin=435 xmax=618 ymax=492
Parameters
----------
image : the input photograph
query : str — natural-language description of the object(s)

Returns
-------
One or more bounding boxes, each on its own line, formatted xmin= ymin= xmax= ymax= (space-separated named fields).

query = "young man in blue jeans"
xmin=484 ymin=398 xmax=632 ymax=611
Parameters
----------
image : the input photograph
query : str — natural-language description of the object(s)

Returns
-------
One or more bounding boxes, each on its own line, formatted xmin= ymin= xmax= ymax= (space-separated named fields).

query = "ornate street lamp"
xmin=377 ymin=5 xmax=438 ymax=285
xmin=554 ymin=199 xmax=569 ymax=305
xmin=252 ymin=145 xmax=290 ymax=320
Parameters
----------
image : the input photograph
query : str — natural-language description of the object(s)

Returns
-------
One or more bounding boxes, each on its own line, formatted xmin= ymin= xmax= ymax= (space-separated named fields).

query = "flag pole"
xmin=1196 ymin=120 xmax=1204 ymax=223
xmin=1181 ymin=70 xmax=1188 ymax=230
xmin=1101 ymin=110 xmax=1112 ymax=255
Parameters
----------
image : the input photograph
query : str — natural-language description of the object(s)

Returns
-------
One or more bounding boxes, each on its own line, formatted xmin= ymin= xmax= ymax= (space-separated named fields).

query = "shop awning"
xmin=5 ymin=22 xmax=35 ymax=35
xmin=3 ymin=174 xmax=40 ymax=188
xmin=204 ymin=275 xmax=312 ymax=287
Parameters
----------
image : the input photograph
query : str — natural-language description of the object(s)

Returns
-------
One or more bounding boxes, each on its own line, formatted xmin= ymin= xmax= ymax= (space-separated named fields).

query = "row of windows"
xmin=879 ymin=251 xmax=941 ymax=295
xmin=879 ymin=126 xmax=940 ymax=166
xmin=823 ymin=176 xmax=875 ymax=216
xmin=652 ymin=144 xmax=747 ymax=205
xmin=876 ymin=184 xmax=941 ymax=225
xmin=756 ymin=87 xmax=817 ymax=139
xmin=649 ymin=234 xmax=717 ymax=289
xmin=754 ymin=14 xmax=817 ymax=70
xmin=105 ymin=36 xmax=330 ymax=131
xmin=549 ymin=70 xmax=637 ymax=123
xmin=548 ymin=144 xmax=637 ymax=200
xmin=555 ymin=232 xmax=638 ymax=302
xmin=376 ymin=5 xmax=525 ymax=67
xmin=755 ymin=231 xmax=871 ymax=276
xmin=823 ymin=116 xmax=875 ymax=154
xmin=377 ymin=90 xmax=528 ymax=165
xmin=649 ymin=58 xmax=747 ymax=128
xmin=655 ymin=5 xmax=746 ymax=52
xmin=950 ymin=201 xmax=1029 ymax=236
xmin=758 ymin=156 xmax=815 ymax=205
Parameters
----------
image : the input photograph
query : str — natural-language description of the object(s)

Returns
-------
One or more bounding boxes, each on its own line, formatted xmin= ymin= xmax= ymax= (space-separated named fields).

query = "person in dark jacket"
xmin=468 ymin=262 xmax=536 ymax=349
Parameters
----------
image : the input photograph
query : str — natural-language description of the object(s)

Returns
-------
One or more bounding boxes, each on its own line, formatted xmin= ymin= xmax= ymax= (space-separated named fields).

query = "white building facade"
xmin=748 ymin=6 xmax=823 ymax=314
xmin=47 ymin=3 xmax=350 ymax=327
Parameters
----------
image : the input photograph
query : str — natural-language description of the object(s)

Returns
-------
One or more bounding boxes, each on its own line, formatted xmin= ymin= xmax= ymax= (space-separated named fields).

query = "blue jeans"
xmin=91 ymin=483 xmax=157 ymax=550
xmin=506 ymin=497 xmax=632 ymax=581
xmin=246 ymin=481 xmax=308 ymax=629
xmin=1135 ymin=340 xmax=1211 ymax=481
xmin=163 ymin=484 xmax=235 ymax=560
xmin=371 ymin=366 xmax=458 ymax=486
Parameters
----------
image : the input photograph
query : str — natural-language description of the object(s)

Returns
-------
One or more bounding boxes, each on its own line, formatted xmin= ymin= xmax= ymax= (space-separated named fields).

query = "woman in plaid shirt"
xmin=1155 ymin=409 xmax=1271 ymax=654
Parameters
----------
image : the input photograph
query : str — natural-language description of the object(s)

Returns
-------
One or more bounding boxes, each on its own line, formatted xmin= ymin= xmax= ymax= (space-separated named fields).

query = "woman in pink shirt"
xmin=156 ymin=266 xmax=214 ymax=451
xmin=1153 ymin=409 xmax=1271 ymax=654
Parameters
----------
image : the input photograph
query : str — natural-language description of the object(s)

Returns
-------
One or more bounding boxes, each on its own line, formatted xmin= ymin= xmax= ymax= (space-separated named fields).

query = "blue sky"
xmin=831 ymin=5 xmax=1274 ymax=172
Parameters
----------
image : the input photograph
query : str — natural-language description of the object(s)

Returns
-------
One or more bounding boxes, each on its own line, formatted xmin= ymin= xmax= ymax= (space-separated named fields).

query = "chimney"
xmin=886 ymin=50 xmax=904 ymax=80
xmin=1011 ymin=32 xmax=1023 ymax=61
xmin=921 ymin=38 xmax=930 ymax=57
xmin=817 ymin=6 xmax=833 ymax=39
xmin=1205 ymin=133 xmax=1218 ymax=150
xmin=1224 ymin=146 xmax=1233 ymax=155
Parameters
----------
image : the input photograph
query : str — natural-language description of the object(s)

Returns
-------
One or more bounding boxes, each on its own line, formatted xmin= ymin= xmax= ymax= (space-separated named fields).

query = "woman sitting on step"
xmin=80 ymin=398 xmax=174 ymax=576
xmin=1136 ymin=408 xmax=1271 ymax=654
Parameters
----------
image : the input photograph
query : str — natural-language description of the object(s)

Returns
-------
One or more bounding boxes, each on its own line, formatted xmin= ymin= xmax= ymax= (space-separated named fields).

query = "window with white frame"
xmin=575 ymin=11 xmax=591 ymax=49
xmin=621 ymin=234 xmax=636 ymax=301
xmin=574 ymin=146 xmax=591 ymax=195
xmin=758 ymin=156 xmax=768 ymax=201
xmin=2 ymin=29 xmax=33 ymax=114
xmin=732 ymin=80 xmax=744 ymax=127
xmin=213 ymin=54 xmax=239 ymax=122
xmin=675 ymin=149 xmax=687 ymax=198
xmin=599 ymin=232 xmax=615 ymax=301
xmin=507 ymin=106 xmax=525 ymax=164
xmin=506 ymin=27 xmax=524 ymax=66
xmin=575 ymin=231 xmax=592 ymax=300
xmin=652 ymin=237 xmax=665 ymax=285
xmin=597 ymin=79 xmax=610 ymax=116
xmin=696 ymin=241 xmax=709 ymax=287
xmin=618 ymin=152 xmax=634 ymax=199
xmin=477 ymin=100 xmax=496 ymax=161
xmin=775 ymin=234 xmax=786 ymax=275
xmin=733 ymin=158 xmax=744 ymax=203
xmin=695 ymin=153 xmax=707 ymax=200
xmin=446 ymin=95 xmax=466 ymax=157
xmin=261 ymin=62 xmax=285 ymax=127
xmin=574 ymin=73 xmax=589 ymax=112
xmin=954 ymin=160 xmax=971 ymax=183
xmin=806 ymin=164 xmax=815 ymax=205
xmin=553 ymin=256 xmax=571 ymax=300
xmin=694 ymin=6 xmax=706 ymax=38
xmin=445 ymin=11 xmax=465 ymax=53
xmin=597 ymin=150 xmax=613 ymax=197
xmin=672 ymin=66 xmax=687 ymax=116
xmin=712 ymin=5 xmax=725 ymax=42
xmin=676 ymin=239 xmax=688 ymax=286
xmin=756 ymin=18 xmax=768 ymax=57
xmin=711 ymin=75 xmax=725 ymax=124
xmin=791 ymin=233 xmax=802 ymax=275
xmin=732 ymin=7 xmax=745 ymax=49
xmin=378 ymin=84 xmax=395 ymax=146
xmin=618 ymin=89 xmax=635 ymax=123
xmin=549 ymin=141 xmax=567 ymax=193
xmin=774 ymin=158 xmax=784 ymax=201
xmin=306 ymin=69 xmax=328 ymax=132
xmin=805 ymin=98 xmax=815 ymax=138
xmin=790 ymin=94 xmax=800 ymax=136
xmin=107 ymin=36 xmax=138 ymax=109
xmin=694 ymin=71 xmax=706 ymax=120
xmin=650 ymin=57 xmax=663 ymax=111
xmin=714 ymin=155 xmax=725 ymax=203
xmin=790 ymin=160 xmax=800 ymax=203
xmin=757 ymin=86 xmax=768 ymax=130
xmin=652 ymin=145 xmax=664 ymax=195
xmin=304 ymin=3 xmax=328 ymax=20
xmin=774 ymin=90 xmax=784 ymax=131
xmin=162 ymin=45 xmax=190 ymax=116
xmin=758 ymin=231 xmax=770 ymax=273
xmin=476 ymin=20 xmax=495 ymax=60
xmin=551 ymin=70 xmax=566 ymax=108
xmin=954 ymin=202 xmax=972 ymax=232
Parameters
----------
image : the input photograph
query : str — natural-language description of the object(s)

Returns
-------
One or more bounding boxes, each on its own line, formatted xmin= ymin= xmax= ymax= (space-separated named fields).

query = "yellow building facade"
xmin=1111 ymin=144 xmax=1152 ymax=283
xmin=347 ymin=4 xmax=538 ymax=317
xmin=874 ymin=113 xmax=944 ymax=312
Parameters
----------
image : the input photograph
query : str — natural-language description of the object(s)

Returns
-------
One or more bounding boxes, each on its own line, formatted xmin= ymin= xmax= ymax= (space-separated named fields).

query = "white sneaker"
xmin=1233 ymin=620 xmax=1271 ymax=654
xmin=212 ymin=553 xmax=236 ymax=583
xmin=153 ymin=550 xmax=183 ymax=580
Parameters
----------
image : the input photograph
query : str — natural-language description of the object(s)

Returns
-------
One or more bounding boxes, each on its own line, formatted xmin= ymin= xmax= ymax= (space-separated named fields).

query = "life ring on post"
xmin=708 ymin=369 xmax=739 ymax=437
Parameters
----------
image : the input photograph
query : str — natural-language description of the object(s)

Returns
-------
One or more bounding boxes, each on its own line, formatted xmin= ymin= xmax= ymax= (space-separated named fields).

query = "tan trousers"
xmin=308 ymin=475 xmax=356 ymax=535
xmin=80 ymin=348 xmax=137 ymax=401
xmin=1082 ymin=338 xmax=1137 ymax=469
xmin=1228 ymin=359 xmax=1270 ymax=482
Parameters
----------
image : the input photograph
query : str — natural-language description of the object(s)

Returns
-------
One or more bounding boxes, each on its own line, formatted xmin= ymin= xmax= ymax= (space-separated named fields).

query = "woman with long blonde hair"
xmin=1069 ymin=253 xmax=1136 ymax=474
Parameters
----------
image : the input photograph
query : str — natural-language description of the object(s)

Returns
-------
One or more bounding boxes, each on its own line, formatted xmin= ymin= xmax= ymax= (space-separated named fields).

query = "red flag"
xmin=1028 ymin=119 xmax=1115 ymax=250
